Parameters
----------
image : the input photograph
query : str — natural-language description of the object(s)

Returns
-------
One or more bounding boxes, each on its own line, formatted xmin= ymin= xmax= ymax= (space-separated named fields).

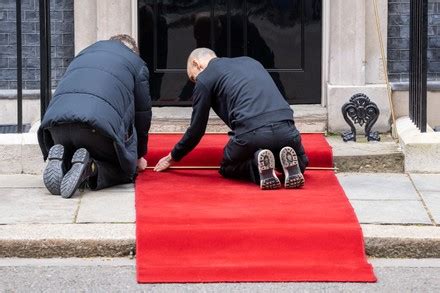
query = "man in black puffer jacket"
xmin=38 ymin=35 xmax=152 ymax=198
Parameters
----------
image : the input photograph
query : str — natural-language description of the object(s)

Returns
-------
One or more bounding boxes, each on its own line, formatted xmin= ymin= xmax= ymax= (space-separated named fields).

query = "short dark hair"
xmin=109 ymin=34 xmax=139 ymax=54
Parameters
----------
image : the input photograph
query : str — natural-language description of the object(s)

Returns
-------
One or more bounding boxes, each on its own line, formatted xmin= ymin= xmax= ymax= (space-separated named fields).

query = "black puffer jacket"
xmin=38 ymin=40 xmax=152 ymax=177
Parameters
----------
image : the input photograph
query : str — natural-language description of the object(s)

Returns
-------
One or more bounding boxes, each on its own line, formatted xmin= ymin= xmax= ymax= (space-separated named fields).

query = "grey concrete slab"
xmin=350 ymin=200 xmax=432 ymax=224
xmin=104 ymin=183 xmax=134 ymax=192
xmin=76 ymin=189 xmax=134 ymax=223
xmin=419 ymin=191 xmax=440 ymax=224
xmin=337 ymin=173 xmax=419 ymax=200
xmin=0 ymin=174 xmax=44 ymax=188
xmin=0 ymin=188 xmax=78 ymax=224
xmin=410 ymin=174 xmax=440 ymax=192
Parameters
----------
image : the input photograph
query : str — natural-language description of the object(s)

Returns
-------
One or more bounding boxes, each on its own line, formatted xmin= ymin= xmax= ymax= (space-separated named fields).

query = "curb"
xmin=363 ymin=224 xmax=440 ymax=258
xmin=1 ymin=224 xmax=440 ymax=258
xmin=0 ymin=224 xmax=135 ymax=258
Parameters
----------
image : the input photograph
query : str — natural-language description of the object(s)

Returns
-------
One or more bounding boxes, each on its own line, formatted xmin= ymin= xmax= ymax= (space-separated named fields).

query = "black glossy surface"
xmin=138 ymin=0 xmax=322 ymax=105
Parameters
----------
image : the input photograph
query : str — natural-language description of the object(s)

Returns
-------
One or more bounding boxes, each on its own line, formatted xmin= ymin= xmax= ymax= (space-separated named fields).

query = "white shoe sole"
xmin=280 ymin=147 xmax=305 ymax=189
xmin=257 ymin=149 xmax=281 ymax=190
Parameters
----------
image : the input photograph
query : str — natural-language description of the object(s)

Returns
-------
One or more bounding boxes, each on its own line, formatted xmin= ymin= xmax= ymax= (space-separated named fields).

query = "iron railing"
xmin=16 ymin=0 xmax=23 ymax=133
xmin=39 ymin=0 xmax=52 ymax=119
xmin=409 ymin=0 xmax=428 ymax=132
xmin=9 ymin=0 xmax=51 ymax=134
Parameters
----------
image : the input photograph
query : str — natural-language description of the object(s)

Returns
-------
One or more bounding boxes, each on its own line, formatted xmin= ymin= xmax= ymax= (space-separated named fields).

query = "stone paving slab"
xmin=337 ymin=173 xmax=419 ymax=200
xmin=0 ymin=188 xmax=78 ymax=224
xmin=418 ymin=191 xmax=440 ymax=224
xmin=0 ymin=174 xmax=44 ymax=188
xmin=410 ymin=174 xmax=440 ymax=192
xmin=350 ymin=200 xmax=432 ymax=225
xmin=76 ymin=189 xmax=135 ymax=223
xmin=0 ymin=174 xmax=435 ymax=226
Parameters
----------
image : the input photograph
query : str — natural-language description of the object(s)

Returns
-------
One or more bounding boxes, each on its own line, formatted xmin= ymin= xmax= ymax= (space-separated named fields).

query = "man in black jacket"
xmin=38 ymin=35 xmax=152 ymax=198
xmin=154 ymin=48 xmax=308 ymax=190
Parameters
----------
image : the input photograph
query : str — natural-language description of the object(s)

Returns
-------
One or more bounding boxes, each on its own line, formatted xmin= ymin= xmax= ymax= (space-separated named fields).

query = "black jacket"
xmin=172 ymin=56 xmax=293 ymax=161
xmin=38 ymin=40 xmax=152 ymax=177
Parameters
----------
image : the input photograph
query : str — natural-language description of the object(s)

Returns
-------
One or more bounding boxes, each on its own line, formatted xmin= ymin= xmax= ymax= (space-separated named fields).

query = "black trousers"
xmin=219 ymin=120 xmax=308 ymax=184
xmin=49 ymin=123 xmax=132 ymax=190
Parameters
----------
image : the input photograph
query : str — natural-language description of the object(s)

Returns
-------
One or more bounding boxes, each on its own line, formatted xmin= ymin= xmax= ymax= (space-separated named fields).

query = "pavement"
xmin=1 ymin=172 xmax=440 ymax=258
xmin=0 ymin=131 xmax=425 ymax=259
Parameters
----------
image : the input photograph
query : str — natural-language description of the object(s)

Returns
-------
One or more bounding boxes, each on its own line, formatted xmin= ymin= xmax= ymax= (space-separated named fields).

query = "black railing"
xmin=409 ymin=0 xmax=428 ymax=132
xmin=16 ymin=0 xmax=23 ymax=133
xmin=10 ymin=0 xmax=51 ymax=134
xmin=39 ymin=0 xmax=52 ymax=119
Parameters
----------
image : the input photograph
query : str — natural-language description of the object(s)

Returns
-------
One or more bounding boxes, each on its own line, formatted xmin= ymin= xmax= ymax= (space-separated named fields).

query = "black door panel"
xmin=138 ymin=0 xmax=322 ymax=105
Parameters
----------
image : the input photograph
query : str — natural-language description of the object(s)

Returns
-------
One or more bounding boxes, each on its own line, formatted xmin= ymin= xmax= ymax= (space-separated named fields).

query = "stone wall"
xmin=0 ymin=0 xmax=74 ymax=90
xmin=388 ymin=0 xmax=440 ymax=83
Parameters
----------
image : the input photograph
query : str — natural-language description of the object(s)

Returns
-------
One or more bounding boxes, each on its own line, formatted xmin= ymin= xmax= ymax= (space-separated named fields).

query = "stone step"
xmin=150 ymin=105 xmax=327 ymax=133
xmin=327 ymin=135 xmax=405 ymax=173
xmin=0 ymin=104 xmax=404 ymax=174
xmin=0 ymin=134 xmax=404 ymax=174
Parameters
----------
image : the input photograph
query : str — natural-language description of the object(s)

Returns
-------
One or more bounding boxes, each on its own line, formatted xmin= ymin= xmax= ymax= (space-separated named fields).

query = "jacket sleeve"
xmin=171 ymin=82 xmax=211 ymax=161
xmin=134 ymin=65 xmax=152 ymax=159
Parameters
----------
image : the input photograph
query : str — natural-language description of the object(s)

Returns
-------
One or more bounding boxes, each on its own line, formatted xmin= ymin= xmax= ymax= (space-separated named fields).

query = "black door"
xmin=138 ymin=0 xmax=322 ymax=105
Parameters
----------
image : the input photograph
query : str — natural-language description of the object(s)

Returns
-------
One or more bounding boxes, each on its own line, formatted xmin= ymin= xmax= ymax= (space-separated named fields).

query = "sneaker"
xmin=279 ymin=146 xmax=305 ymax=189
xmin=257 ymin=149 xmax=281 ymax=190
xmin=43 ymin=144 xmax=65 ymax=195
xmin=60 ymin=148 xmax=94 ymax=199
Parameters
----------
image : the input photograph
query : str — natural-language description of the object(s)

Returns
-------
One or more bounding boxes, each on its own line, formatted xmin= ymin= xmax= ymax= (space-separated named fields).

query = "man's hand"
xmin=154 ymin=153 xmax=174 ymax=172
xmin=137 ymin=157 xmax=148 ymax=172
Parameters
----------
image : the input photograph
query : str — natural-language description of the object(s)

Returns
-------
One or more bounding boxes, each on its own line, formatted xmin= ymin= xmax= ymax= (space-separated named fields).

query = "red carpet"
xmin=136 ymin=134 xmax=376 ymax=283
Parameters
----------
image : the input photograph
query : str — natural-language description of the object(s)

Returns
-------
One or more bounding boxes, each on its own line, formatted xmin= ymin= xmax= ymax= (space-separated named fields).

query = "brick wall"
xmin=0 ymin=0 xmax=74 ymax=90
xmin=388 ymin=0 xmax=440 ymax=83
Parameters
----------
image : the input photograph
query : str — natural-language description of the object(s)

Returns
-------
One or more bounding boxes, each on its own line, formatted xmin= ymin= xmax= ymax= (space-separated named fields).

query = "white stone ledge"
xmin=397 ymin=117 xmax=440 ymax=173
xmin=0 ymin=90 xmax=42 ymax=100
xmin=0 ymin=133 xmax=43 ymax=174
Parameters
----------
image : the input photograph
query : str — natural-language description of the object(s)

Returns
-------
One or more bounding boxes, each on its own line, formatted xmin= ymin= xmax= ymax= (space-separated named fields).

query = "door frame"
xmin=132 ymin=0 xmax=329 ymax=107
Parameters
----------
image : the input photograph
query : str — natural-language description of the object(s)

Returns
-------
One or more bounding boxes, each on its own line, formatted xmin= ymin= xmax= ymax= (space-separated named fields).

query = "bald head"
xmin=187 ymin=48 xmax=217 ymax=83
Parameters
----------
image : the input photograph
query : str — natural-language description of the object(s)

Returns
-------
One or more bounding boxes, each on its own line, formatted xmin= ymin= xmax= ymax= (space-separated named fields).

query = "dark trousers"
xmin=49 ymin=123 xmax=132 ymax=190
xmin=219 ymin=120 xmax=308 ymax=184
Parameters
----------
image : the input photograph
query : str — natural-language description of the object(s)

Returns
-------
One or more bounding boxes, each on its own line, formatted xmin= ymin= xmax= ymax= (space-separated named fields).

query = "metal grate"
xmin=0 ymin=124 xmax=31 ymax=134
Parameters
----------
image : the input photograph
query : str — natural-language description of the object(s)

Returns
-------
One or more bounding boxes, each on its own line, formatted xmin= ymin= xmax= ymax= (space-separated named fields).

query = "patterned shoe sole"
xmin=280 ymin=146 xmax=305 ymax=189
xmin=257 ymin=149 xmax=281 ymax=190
xmin=61 ymin=148 xmax=90 ymax=199
xmin=43 ymin=144 xmax=65 ymax=195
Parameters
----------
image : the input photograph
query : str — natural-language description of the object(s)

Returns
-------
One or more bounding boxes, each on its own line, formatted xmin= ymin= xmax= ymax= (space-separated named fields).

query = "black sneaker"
xmin=43 ymin=144 xmax=65 ymax=195
xmin=257 ymin=149 xmax=281 ymax=190
xmin=279 ymin=147 xmax=305 ymax=189
xmin=60 ymin=148 xmax=94 ymax=199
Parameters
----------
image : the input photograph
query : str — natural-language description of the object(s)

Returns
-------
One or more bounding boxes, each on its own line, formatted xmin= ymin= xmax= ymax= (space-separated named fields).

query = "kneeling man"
xmin=154 ymin=48 xmax=308 ymax=190
xmin=38 ymin=35 xmax=152 ymax=198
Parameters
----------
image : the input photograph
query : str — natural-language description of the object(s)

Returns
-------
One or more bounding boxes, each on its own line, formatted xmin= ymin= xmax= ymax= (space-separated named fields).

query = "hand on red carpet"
xmin=137 ymin=157 xmax=148 ymax=172
xmin=154 ymin=153 xmax=174 ymax=172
